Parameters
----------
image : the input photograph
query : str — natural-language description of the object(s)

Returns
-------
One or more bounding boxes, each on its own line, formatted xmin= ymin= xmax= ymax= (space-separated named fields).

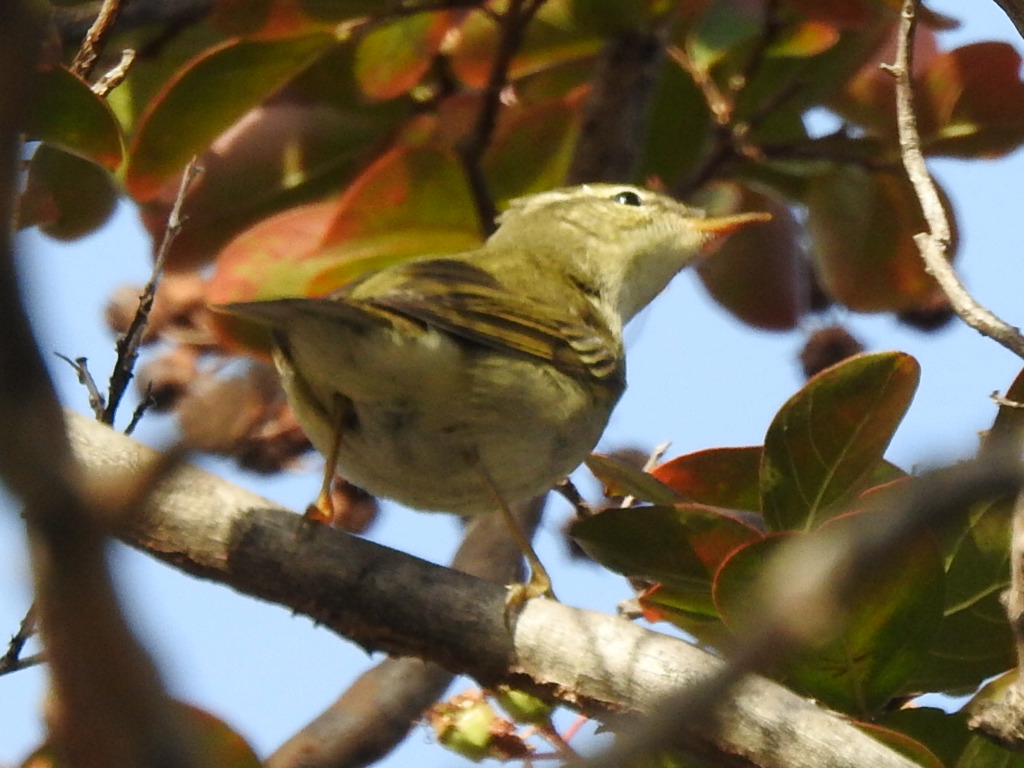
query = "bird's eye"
xmin=611 ymin=190 xmax=643 ymax=206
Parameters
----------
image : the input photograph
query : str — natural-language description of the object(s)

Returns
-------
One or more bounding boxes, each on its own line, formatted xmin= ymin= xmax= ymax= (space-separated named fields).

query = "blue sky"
xmin=3 ymin=2 xmax=1024 ymax=765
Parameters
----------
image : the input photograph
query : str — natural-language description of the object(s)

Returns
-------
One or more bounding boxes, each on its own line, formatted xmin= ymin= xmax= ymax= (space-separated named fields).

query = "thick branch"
xmin=0 ymin=8 xmax=196 ymax=767
xmin=67 ymin=410 xmax=924 ymax=768
xmin=993 ymin=0 xmax=1024 ymax=42
xmin=567 ymin=27 xmax=667 ymax=185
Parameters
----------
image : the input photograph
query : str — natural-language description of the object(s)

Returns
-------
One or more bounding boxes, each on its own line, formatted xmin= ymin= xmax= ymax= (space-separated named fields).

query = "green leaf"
xmin=760 ymin=351 xmax=920 ymax=531
xmin=907 ymin=498 xmax=1015 ymax=694
xmin=25 ymin=67 xmax=124 ymax=170
xmin=956 ymin=735 xmax=1024 ymax=768
xmin=20 ymin=146 xmax=118 ymax=241
xmin=126 ymin=33 xmax=338 ymax=201
xmin=585 ymin=453 xmax=683 ymax=505
xmin=876 ymin=708 xmax=972 ymax=768
xmin=715 ymin=512 xmax=945 ymax=717
xmin=571 ymin=503 xmax=763 ymax=615
xmin=355 ymin=13 xmax=453 ymax=100
xmin=482 ymin=97 xmax=580 ymax=202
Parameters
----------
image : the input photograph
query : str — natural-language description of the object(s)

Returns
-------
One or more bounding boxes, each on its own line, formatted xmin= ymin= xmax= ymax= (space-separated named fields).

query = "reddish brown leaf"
xmin=651 ymin=447 xmax=763 ymax=513
xmin=806 ymin=166 xmax=957 ymax=312
xmin=695 ymin=181 xmax=807 ymax=330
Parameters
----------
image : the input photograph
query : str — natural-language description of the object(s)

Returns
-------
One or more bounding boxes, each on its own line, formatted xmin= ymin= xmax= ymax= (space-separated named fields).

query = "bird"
xmin=220 ymin=183 xmax=769 ymax=599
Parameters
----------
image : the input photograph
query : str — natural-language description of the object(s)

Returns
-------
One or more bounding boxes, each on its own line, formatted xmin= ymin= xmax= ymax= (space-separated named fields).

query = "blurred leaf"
xmin=956 ymin=735 xmax=1024 ymax=768
xmin=637 ymin=58 xmax=713 ymax=187
xmin=483 ymin=96 xmax=581 ymax=201
xmin=853 ymin=721 xmax=946 ymax=768
xmin=760 ymin=351 xmax=919 ymax=531
xmin=308 ymin=146 xmax=481 ymax=292
xmin=985 ymin=366 xmax=1024 ymax=453
xmin=637 ymin=583 xmax=731 ymax=644
xmin=876 ymin=707 xmax=972 ymax=768
xmin=907 ymin=498 xmax=1015 ymax=694
xmin=806 ymin=165 xmax=957 ymax=312
xmin=585 ymin=453 xmax=683 ymax=505
xmin=125 ymin=33 xmax=338 ymax=201
xmin=830 ymin=19 xmax=937 ymax=139
xmin=651 ymin=446 xmax=763 ymax=513
xmin=715 ymin=513 xmax=944 ymax=717
xmin=300 ymin=0 xmax=440 ymax=20
xmin=20 ymin=146 xmax=118 ymax=241
xmin=449 ymin=0 xmax=601 ymax=89
xmin=685 ymin=0 xmax=762 ymax=73
xmin=208 ymin=146 xmax=481 ymax=352
xmin=572 ymin=503 xmax=763 ymax=614
xmin=17 ymin=702 xmax=261 ymax=768
xmin=767 ymin=21 xmax=840 ymax=58
xmin=782 ymin=0 xmax=889 ymax=29
xmin=920 ymin=42 xmax=1024 ymax=159
xmin=213 ymin=0 xmax=335 ymax=36
xmin=140 ymin=87 xmax=408 ymax=271
xmin=25 ymin=67 xmax=124 ymax=169
xmin=182 ymin=704 xmax=262 ymax=768
xmin=694 ymin=181 xmax=807 ymax=330
xmin=355 ymin=12 xmax=454 ymax=100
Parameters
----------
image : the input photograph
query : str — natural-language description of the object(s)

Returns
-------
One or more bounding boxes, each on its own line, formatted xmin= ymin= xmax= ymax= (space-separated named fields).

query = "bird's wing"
xmin=219 ymin=258 xmax=622 ymax=381
xmin=351 ymin=258 xmax=623 ymax=382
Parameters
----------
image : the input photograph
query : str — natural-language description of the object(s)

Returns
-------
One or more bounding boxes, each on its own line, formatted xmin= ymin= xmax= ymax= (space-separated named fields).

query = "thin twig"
xmin=102 ymin=157 xmax=201 ymax=427
xmin=92 ymin=48 xmax=136 ymax=97
xmin=0 ymin=604 xmax=38 ymax=675
xmin=885 ymin=0 xmax=1024 ymax=360
xmin=69 ymin=0 xmax=125 ymax=79
xmin=457 ymin=0 xmax=546 ymax=235
xmin=124 ymin=386 xmax=156 ymax=436
xmin=56 ymin=354 xmax=105 ymax=419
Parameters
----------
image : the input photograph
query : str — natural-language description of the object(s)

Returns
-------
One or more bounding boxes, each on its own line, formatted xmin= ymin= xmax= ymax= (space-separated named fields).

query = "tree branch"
xmin=886 ymin=0 xmax=1024 ymax=360
xmin=993 ymin=0 xmax=1024 ymax=42
xmin=267 ymin=502 xmax=543 ymax=768
xmin=0 ymin=8 xmax=198 ymax=767
xmin=567 ymin=26 xmax=668 ymax=185
xmin=67 ymin=409 xmax=943 ymax=768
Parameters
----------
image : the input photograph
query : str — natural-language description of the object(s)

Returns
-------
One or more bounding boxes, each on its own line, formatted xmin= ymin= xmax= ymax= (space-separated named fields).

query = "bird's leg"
xmin=305 ymin=394 xmax=347 ymax=525
xmin=554 ymin=478 xmax=595 ymax=518
xmin=476 ymin=461 xmax=556 ymax=608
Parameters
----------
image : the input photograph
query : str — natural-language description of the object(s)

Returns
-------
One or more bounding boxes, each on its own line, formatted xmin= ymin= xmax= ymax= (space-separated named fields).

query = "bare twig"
xmin=885 ymin=0 xmax=1024 ymax=360
xmin=56 ymin=354 xmax=105 ymax=419
xmin=92 ymin=48 xmax=136 ymax=97
xmin=103 ymin=157 xmax=201 ymax=426
xmin=0 ymin=604 xmax=39 ymax=675
xmin=457 ymin=0 xmax=546 ymax=234
xmin=69 ymin=0 xmax=125 ymax=79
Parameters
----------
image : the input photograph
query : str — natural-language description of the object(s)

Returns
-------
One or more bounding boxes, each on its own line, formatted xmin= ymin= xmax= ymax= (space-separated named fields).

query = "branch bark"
xmin=887 ymin=0 xmax=1024 ymax=360
xmin=67 ymin=410 xmax=928 ymax=768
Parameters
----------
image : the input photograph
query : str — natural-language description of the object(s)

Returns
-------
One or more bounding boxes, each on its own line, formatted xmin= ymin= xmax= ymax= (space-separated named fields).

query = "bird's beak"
xmin=692 ymin=211 xmax=772 ymax=250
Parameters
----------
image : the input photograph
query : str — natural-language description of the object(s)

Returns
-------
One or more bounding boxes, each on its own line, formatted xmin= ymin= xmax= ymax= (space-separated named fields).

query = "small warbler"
xmin=222 ymin=184 xmax=768 ymax=598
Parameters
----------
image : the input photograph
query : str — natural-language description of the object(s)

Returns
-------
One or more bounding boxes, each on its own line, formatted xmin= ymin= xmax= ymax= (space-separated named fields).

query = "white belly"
xmin=276 ymin=320 xmax=618 ymax=514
